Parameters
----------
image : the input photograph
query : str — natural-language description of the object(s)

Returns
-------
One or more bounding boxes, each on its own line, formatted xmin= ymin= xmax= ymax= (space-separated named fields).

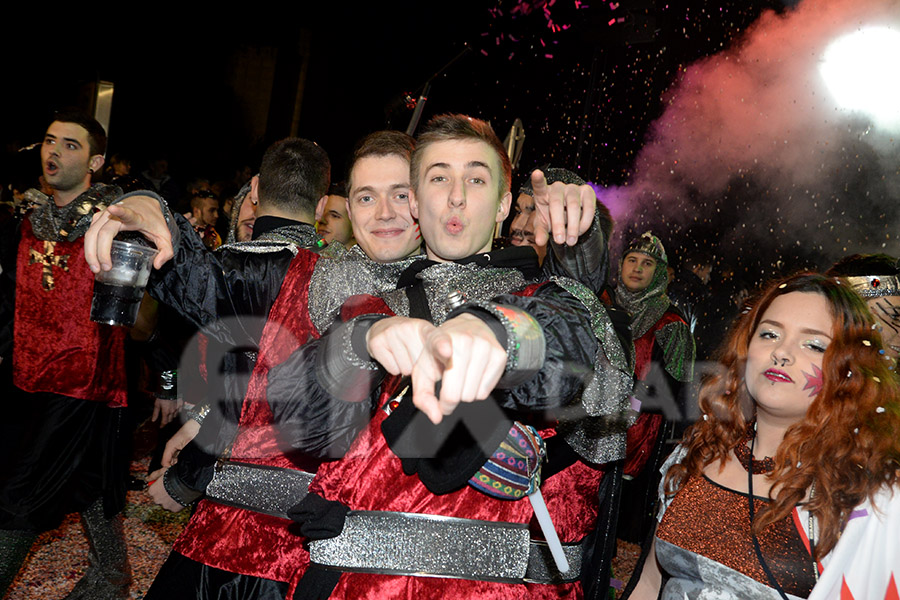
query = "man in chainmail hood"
xmin=614 ymin=231 xmax=695 ymax=545
xmin=224 ymin=179 xmax=257 ymax=244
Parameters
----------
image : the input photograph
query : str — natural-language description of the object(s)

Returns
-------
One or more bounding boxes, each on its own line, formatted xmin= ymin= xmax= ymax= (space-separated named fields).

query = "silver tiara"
xmin=845 ymin=275 xmax=900 ymax=298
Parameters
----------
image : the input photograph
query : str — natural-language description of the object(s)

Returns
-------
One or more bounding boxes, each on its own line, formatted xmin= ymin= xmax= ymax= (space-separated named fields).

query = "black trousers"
xmin=146 ymin=551 xmax=289 ymax=600
xmin=0 ymin=389 xmax=127 ymax=532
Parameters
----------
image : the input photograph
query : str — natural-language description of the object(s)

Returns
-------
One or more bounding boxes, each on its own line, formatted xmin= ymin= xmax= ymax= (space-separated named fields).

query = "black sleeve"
xmin=463 ymin=282 xmax=602 ymax=413
xmin=266 ymin=331 xmax=383 ymax=461
xmin=266 ymin=278 xmax=606 ymax=453
xmin=540 ymin=214 xmax=609 ymax=296
xmin=265 ymin=282 xmax=607 ymax=460
xmin=146 ymin=213 xmax=296 ymax=346
xmin=140 ymin=304 xmax=197 ymax=375
xmin=163 ymin=438 xmax=215 ymax=506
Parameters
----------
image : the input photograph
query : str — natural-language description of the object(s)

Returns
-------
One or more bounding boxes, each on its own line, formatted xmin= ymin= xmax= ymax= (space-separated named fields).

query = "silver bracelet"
xmin=185 ymin=404 xmax=210 ymax=425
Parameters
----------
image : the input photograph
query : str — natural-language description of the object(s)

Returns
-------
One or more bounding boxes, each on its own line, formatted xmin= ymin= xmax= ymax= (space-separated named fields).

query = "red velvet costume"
xmin=2 ymin=189 xmax=131 ymax=534
xmin=13 ymin=219 xmax=127 ymax=407
xmin=171 ymin=250 xmax=321 ymax=589
xmin=300 ymin=281 xmax=615 ymax=599
xmin=1 ymin=182 xmax=131 ymax=600
xmin=623 ymin=310 xmax=687 ymax=477
xmin=159 ymin=246 xmax=424 ymax=598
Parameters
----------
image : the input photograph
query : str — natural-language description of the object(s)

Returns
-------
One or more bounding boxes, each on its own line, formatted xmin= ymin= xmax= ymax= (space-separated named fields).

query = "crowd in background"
xmin=1 ymin=111 xmax=898 ymax=600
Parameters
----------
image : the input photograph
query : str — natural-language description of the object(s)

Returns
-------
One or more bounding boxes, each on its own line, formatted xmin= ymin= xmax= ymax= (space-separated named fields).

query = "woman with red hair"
xmin=628 ymin=273 xmax=900 ymax=599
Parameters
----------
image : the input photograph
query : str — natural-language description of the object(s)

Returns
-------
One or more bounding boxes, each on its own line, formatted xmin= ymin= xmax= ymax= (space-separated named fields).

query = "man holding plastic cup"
xmin=0 ymin=112 xmax=131 ymax=599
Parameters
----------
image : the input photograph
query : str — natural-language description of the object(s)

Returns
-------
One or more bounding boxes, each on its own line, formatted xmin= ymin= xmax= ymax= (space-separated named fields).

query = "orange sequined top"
xmin=657 ymin=474 xmax=816 ymax=598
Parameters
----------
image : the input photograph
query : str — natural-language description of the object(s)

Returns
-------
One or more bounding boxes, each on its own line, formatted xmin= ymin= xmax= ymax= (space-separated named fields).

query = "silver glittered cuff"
xmin=185 ymin=404 xmax=210 ymax=425
xmin=461 ymin=301 xmax=546 ymax=388
xmin=317 ymin=315 xmax=387 ymax=402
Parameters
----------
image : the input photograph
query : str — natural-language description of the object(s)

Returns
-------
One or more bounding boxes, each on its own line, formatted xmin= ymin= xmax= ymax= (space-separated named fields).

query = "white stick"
xmin=528 ymin=487 xmax=570 ymax=573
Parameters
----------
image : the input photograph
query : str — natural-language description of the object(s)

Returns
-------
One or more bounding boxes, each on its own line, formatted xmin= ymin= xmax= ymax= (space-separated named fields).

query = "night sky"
xmin=4 ymin=0 xmax=898 ymax=283
xmin=2 ymin=2 xmax=777 ymax=176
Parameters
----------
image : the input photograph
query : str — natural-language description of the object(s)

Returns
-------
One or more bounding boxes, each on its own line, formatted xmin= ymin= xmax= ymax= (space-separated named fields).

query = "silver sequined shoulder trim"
xmin=217 ymin=239 xmax=301 ymax=255
xmin=383 ymin=262 xmax=527 ymax=323
xmin=257 ymin=224 xmax=321 ymax=248
xmin=28 ymin=184 xmax=121 ymax=242
xmin=219 ymin=223 xmax=319 ymax=254
xmin=550 ymin=276 xmax=636 ymax=464
xmin=308 ymin=248 xmax=424 ymax=334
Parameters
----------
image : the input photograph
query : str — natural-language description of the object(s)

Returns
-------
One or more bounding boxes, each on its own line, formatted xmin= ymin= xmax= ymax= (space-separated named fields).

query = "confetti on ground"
xmin=7 ymin=453 xmax=188 ymax=599
xmin=612 ymin=539 xmax=641 ymax=597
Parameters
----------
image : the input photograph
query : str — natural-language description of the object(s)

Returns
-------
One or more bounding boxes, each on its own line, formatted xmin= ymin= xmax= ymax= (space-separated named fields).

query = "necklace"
xmin=747 ymin=433 xmax=790 ymax=600
xmin=734 ymin=421 xmax=775 ymax=474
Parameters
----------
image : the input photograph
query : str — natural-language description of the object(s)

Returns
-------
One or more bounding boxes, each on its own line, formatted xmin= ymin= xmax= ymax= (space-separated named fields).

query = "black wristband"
xmin=163 ymin=467 xmax=203 ymax=507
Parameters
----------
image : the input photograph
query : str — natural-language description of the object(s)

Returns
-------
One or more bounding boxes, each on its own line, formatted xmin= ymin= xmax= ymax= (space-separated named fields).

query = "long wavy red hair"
xmin=665 ymin=273 xmax=900 ymax=557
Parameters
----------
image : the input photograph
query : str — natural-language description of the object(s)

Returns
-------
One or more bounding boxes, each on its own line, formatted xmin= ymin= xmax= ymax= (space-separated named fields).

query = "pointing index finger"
xmin=411 ymin=352 xmax=444 ymax=425
xmin=530 ymin=169 xmax=548 ymax=201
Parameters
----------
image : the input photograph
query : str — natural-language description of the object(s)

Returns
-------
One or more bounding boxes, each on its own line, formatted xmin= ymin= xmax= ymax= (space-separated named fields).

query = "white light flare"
xmin=820 ymin=26 xmax=900 ymax=132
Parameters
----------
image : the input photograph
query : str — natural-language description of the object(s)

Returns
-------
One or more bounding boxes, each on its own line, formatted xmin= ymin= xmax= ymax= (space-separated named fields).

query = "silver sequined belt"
xmin=204 ymin=461 xmax=314 ymax=520
xmin=309 ymin=510 xmax=583 ymax=584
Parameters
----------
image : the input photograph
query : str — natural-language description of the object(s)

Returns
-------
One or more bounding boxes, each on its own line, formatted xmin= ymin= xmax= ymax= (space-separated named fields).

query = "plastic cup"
xmin=90 ymin=240 xmax=158 ymax=327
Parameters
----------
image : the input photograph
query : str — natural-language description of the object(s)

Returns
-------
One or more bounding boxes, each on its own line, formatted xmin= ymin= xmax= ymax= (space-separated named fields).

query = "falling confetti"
xmin=466 ymin=0 xmax=897 ymax=305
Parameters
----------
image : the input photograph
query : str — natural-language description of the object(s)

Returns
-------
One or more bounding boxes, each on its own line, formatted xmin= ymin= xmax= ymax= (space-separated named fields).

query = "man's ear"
xmin=345 ymin=198 xmax=353 ymax=223
xmin=409 ymin=188 xmax=419 ymax=220
xmin=245 ymin=174 xmax=259 ymax=205
xmin=315 ymin=196 xmax=328 ymax=222
xmin=495 ymin=191 xmax=512 ymax=223
xmin=89 ymin=155 xmax=105 ymax=175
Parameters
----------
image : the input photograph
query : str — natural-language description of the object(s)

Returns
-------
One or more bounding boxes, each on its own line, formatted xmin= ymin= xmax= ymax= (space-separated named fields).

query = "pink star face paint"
xmin=802 ymin=364 xmax=825 ymax=398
